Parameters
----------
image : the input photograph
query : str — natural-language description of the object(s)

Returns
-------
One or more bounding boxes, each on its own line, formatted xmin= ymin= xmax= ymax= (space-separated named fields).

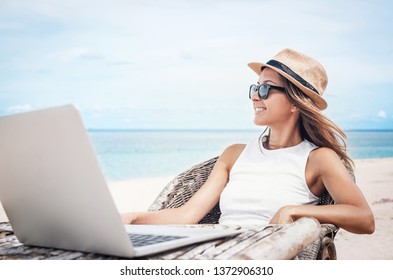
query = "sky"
xmin=0 ymin=0 xmax=392 ymax=130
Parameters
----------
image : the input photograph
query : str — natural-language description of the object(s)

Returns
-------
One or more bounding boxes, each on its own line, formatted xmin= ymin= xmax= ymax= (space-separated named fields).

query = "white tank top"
xmin=219 ymin=134 xmax=320 ymax=225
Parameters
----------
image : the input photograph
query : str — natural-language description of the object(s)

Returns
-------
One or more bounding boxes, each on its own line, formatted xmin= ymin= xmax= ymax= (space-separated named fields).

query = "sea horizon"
xmin=88 ymin=129 xmax=393 ymax=181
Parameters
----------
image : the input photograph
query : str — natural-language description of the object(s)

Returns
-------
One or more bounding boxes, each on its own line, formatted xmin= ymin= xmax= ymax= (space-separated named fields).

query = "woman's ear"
xmin=291 ymin=104 xmax=299 ymax=113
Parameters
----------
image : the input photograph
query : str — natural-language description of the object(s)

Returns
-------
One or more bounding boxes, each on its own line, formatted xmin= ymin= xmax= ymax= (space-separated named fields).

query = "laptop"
xmin=0 ymin=104 xmax=240 ymax=258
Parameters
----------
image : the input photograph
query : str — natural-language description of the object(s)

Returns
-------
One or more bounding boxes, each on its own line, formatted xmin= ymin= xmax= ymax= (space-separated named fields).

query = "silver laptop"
xmin=0 ymin=104 xmax=239 ymax=258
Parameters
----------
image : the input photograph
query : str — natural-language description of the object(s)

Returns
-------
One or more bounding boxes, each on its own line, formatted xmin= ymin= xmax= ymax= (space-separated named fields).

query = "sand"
xmin=334 ymin=158 xmax=393 ymax=259
xmin=0 ymin=158 xmax=392 ymax=259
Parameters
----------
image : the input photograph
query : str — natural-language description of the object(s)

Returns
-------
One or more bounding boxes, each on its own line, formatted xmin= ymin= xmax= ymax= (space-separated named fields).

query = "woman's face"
xmin=252 ymin=67 xmax=295 ymax=127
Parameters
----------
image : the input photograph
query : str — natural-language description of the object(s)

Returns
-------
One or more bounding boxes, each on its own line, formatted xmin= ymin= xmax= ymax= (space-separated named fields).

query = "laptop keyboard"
xmin=129 ymin=233 xmax=187 ymax=247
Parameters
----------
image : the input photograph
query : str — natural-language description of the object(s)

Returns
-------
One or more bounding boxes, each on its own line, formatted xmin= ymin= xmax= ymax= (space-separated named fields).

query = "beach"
xmin=334 ymin=158 xmax=393 ymax=259
xmin=0 ymin=157 xmax=392 ymax=259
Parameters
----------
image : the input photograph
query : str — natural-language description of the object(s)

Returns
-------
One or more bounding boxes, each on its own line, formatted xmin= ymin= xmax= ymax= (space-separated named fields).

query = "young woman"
xmin=121 ymin=48 xmax=375 ymax=234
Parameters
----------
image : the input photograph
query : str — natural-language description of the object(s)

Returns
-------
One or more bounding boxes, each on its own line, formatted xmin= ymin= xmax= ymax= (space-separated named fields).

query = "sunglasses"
xmin=249 ymin=84 xmax=286 ymax=99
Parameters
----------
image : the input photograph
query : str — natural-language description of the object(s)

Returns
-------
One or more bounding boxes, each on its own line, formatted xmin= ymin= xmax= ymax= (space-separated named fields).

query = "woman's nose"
xmin=250 ymin=90 xmax=261 ymax=101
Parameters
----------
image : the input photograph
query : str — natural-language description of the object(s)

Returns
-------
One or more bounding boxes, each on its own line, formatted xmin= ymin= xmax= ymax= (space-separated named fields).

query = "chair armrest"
xmin=232 ymin=217 xmax=322 ymax=260
xmin=295 ymin=223 xmax=338 ymax=260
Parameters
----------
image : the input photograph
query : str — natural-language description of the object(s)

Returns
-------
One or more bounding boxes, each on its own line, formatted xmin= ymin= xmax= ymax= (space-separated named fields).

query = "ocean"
xmin=88 ymin=130 xmax=393 ymax=181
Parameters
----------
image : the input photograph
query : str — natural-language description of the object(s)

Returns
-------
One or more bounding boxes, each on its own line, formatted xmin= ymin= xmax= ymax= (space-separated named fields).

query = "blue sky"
xmin=0 ymin=0 xmax=392 ymax=130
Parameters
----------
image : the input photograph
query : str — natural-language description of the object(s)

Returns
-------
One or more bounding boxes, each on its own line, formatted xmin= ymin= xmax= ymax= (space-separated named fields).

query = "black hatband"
xmin=264 ymin=60 xmax=319 ymax=95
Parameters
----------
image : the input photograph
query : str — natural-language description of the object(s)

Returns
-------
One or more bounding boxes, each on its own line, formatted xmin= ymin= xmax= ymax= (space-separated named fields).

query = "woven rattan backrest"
xmin=148 ymin=157 xmax=220 ymax=223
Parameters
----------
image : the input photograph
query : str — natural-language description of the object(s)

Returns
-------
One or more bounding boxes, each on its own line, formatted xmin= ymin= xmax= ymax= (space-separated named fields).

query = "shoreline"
xmin=0 ymin=157 xmax=392 ymax=259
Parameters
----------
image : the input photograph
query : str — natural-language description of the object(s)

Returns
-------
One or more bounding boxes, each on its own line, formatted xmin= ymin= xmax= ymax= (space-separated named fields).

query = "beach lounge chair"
xmin=149 ymin=156 xmax=343 ymax=260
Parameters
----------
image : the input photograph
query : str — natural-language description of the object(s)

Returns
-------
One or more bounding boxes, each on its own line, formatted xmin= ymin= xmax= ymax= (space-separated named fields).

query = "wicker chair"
xmin=148 ymin=156 xmax=343 ymax=260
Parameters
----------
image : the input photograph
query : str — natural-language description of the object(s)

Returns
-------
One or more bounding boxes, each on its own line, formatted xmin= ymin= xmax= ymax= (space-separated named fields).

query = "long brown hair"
xmin=282 ymin=78 xmax=354 ymax=171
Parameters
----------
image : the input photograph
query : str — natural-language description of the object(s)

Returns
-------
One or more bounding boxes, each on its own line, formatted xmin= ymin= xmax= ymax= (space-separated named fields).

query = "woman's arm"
xmin=270 ymin=148 xmax=375 ymax=234
xmin=121 ymin=144 xmax=245 ymax=224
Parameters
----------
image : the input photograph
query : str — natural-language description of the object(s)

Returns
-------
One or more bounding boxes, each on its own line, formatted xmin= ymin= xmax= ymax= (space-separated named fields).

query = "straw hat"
xmin=248 ymin=48 xmax=328 ymax=110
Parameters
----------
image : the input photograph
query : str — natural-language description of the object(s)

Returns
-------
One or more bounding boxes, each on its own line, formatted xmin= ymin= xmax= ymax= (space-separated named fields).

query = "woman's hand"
xmin=120 ymin=212 xmax=138 ymax=224
xmin=269 ymin=206 xmax=297 ymax=224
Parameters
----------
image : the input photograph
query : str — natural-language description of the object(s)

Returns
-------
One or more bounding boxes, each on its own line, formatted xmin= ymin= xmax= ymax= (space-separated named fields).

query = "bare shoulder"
xmin=310 ymin=147 xmax=340 ymax=162
xmin=223 ymin=143 xmax=246 ymax=154
xmin=309 ymin=147 xmax=347 ymax=175
xmin=221 ymin=144 xmax=246 ymax=159
xmin=217 ymin=144 xmax=246 ymax=171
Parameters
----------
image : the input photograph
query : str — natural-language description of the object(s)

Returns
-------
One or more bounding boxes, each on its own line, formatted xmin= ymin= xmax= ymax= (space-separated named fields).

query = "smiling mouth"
xmin=254 ymin=107 xmax=266 ymax=112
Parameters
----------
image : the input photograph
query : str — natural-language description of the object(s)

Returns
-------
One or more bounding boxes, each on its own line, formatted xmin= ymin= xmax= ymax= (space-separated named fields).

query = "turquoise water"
xmin=88 ymin=130 xmax=393 ymax=181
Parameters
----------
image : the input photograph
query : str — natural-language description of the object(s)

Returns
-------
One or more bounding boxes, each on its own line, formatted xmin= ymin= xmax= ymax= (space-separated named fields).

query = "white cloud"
xmin=6 ymin=104 xmax=35 ymax=113
xmin=378 ymin=110 xmax=387 ymax=119
xmin=51 ymin=48 xmax=100 ymax=62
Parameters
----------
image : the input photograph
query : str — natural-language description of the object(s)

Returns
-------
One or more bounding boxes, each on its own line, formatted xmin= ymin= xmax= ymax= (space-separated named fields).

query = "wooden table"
xmin=0 ymin=217 xmax=321 ymax=260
